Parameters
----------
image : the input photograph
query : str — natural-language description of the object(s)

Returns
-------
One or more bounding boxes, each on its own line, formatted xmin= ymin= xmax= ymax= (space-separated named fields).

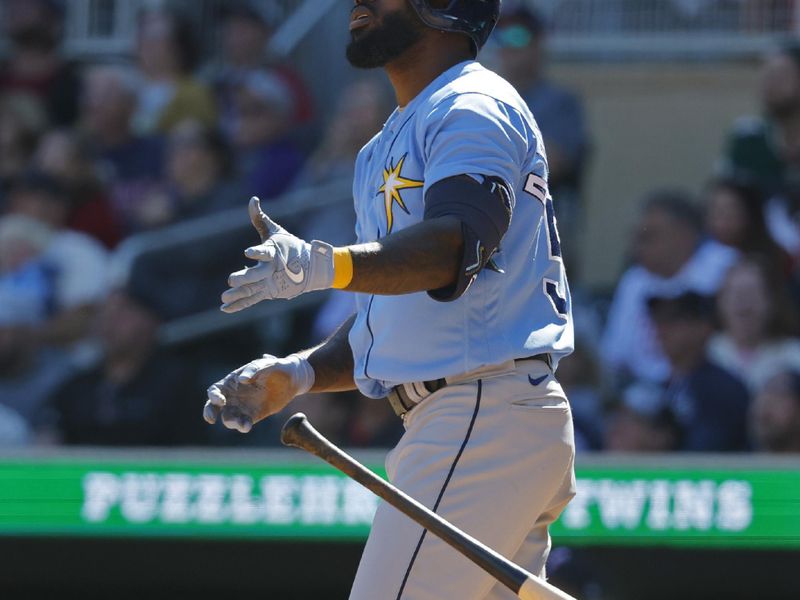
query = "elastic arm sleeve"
xmin=423 ymin=174 xmax=512 ymax=302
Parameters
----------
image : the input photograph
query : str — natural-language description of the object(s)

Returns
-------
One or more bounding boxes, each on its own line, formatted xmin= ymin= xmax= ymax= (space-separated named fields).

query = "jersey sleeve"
xmin=421 ymin=93 xmax=531 ymax=208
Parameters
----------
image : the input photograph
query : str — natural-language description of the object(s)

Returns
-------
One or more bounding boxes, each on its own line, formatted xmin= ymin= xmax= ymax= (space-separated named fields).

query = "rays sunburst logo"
xmin=377 ymin=154 xmax=423 ymax=233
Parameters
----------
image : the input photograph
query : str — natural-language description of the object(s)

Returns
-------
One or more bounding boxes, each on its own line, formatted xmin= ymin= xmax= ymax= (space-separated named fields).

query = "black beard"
xmin=346 ymin=9 xmax=425 ymax=69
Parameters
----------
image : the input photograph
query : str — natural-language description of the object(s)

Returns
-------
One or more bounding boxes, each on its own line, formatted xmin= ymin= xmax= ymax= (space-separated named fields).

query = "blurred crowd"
xmin=0 ymin=0 xmax=799 ymax=454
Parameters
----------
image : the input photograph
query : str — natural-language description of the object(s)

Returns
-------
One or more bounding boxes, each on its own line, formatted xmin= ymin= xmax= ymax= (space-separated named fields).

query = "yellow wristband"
xmin=332 ymin=247 xmax=354 ymax=289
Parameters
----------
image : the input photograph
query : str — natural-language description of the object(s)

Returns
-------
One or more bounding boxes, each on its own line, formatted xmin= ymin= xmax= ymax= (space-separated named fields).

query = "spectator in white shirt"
xmin=5 ymin=171 xmax=110 ymax=346
xmin=601 ymin=189 xmax=738 ymax=384
xmin=708 ymin=255 xmax=800 ymax=391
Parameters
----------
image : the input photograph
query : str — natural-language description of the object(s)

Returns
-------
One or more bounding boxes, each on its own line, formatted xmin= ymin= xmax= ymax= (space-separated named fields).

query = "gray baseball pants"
xmin=348 ymin=358 xmax=576 ymax=600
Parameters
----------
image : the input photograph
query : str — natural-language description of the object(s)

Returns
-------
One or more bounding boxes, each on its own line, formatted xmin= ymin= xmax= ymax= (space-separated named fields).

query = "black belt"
xmin=387 ymin=353 xmax=552 ymax=418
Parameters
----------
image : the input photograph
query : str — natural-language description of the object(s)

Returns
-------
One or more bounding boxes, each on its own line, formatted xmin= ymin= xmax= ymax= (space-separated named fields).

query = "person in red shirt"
xmin=34 ymin=129 xmax=122 ymax=248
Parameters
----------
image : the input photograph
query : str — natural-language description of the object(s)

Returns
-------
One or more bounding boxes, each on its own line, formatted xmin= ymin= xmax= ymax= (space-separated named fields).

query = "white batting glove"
xmin=221 ymin=197 xmax=335 ymax=313
xmin=203 ymin=353 xmax=315 ymax=433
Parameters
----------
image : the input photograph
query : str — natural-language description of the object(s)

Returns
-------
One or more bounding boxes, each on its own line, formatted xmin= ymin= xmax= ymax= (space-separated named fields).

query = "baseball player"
xmin=204 ymin=1 xmax=576 ymax=598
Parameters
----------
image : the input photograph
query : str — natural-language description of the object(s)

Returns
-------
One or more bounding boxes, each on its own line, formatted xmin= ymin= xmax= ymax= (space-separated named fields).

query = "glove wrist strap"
xmin=285 ymin=353 xmax=315 ymax=395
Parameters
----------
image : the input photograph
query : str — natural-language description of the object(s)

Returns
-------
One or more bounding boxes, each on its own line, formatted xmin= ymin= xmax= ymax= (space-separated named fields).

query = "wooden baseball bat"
xmin=280 ymin=413 xmax=576 ymax=600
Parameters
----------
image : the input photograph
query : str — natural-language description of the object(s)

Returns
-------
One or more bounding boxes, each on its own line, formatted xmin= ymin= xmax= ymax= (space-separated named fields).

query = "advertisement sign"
xmin=1 ymin=454 xmax=798 ymax=547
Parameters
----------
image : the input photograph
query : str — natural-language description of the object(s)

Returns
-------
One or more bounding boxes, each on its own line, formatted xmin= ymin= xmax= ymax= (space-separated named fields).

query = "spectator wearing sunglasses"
xmin=494 ymin=3 xmax=591 ymax=278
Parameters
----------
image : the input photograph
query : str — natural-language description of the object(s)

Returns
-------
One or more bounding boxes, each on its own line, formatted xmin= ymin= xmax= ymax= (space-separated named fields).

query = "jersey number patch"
xmin=523 ymin=173 xmax=568 ymax=318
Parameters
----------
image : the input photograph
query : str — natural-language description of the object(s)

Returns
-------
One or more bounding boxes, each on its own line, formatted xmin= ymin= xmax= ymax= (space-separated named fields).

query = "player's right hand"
xmin=203 ymin=354 xmax=315 ymax=433
xmin=220 ymin=197 xmax=335 ymax=312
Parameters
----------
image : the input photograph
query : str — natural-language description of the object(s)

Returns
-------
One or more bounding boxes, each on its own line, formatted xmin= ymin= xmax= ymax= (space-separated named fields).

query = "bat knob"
xmin=280 ymin=412 xmax=310 ymax=448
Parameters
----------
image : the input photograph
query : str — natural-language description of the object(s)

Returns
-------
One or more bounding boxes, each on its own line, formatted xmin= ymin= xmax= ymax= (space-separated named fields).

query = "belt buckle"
xmin=387 ymin=381 xmax=431 ymax=418
xmin=387 ymin=378 xmax=448 ymax=418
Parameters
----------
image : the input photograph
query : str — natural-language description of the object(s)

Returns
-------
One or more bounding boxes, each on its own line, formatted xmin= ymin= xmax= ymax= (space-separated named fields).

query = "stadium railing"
xmin=111 ymin=177 xmax=354 ymax=346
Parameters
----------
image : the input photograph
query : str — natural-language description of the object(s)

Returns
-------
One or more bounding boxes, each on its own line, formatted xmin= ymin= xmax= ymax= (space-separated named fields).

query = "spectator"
xmin=0 ymin=93 xmax=48 ymax=198
xmin=708 ymin=256 xmax=800 ymax=391
xmin=204 ymin=1 xmax=313 ymax=139
xmin=0 ymin=0 xmax=81 ymax=126
xmin=554 ymin=341 xmax=605 ymax=451
xmin=291 ymin=78 xmax=393 ymax=342
xmin=0 ymin=214 xmax=54 ymax=324
xmin=0 ymin=309 xmax=72 ymax=445
xmin=601 ymin=189 xmax=738 ymax=384
xmin=0 ymin=405 xmax=30 ymax=446
xmin=123 ymin=133 xmax=255 ymax=317
xmin=35 ymin=129 xmax=122 ymax=248
xmin=132 ymin=9 xmax=216 ymax=135
xmin=721 ymin=41 xmax=800 ymax=198
xmin=751 ymin=369 xmax=800 ymax=452
xmin=80 ymin=64 xmax=167 ymax=234
xmin=233 ymin=71 xmax=305 ymax=200
xmin=648 ymin=292 xmax=750 ymax=451
xmin=52 ymin=283 xmax=204 ymax=446
xmin=704 ymin=175 xmax=789 ymax=270
xmin=0 ymin=216 xmax=73 ymax=442
xmin=720 ymin=42 xmax=800 ymax=276
xmin=122 ymin=119 xmax=245 ymax=231
xmin=6 ymin=171 xmax=110 ymax=346
xmin=604 ymin=382 xmax=680 ymax=452
xmin=494 ymin=3 xmax=590 ymax=270
xmin=763 ymin=183 xmax=800 ymax=269
xmin=295 ymin=78 xmax=392 ymax=188
xmin=165 ymin=120 xmax=243 ymax=223
xmin=103 ymin=120 xmax=250 ymax=319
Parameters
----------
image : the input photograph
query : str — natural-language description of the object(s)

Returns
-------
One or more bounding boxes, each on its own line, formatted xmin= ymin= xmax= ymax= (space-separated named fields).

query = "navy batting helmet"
xmin=407 ymin=0 xmax=501 ymax=56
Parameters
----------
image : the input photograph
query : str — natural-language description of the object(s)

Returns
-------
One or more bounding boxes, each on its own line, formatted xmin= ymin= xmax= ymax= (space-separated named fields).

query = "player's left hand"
xmin=221 ymin=197 xmax=335 ymax=312
xmin=203 ymin=353 xmax=314 ymax=433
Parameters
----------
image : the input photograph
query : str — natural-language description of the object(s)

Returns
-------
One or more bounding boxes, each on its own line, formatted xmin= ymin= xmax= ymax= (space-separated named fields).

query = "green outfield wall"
xmin=1 ymin=450 xmax=798 ymax=548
